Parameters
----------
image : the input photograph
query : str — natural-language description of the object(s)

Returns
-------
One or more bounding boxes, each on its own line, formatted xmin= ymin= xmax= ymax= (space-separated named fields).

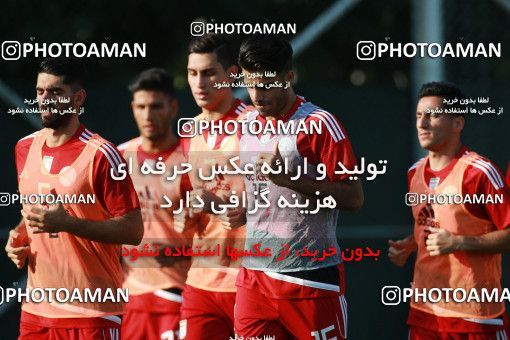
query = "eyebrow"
xmin=187 ymin=67 xmax=216 ymax=73
xmin=36 ymin=86 xmax=64 ymax=92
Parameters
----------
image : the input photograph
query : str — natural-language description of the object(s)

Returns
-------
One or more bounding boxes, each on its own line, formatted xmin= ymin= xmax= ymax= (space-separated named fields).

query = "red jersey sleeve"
xmin=180 ymin=138 xmax=191 ymax=162
xmin=296 ymin=111 xmax=357 ymax=181
xmin=464 ymin=162 xmax=510 ymax=230
xmin=14 ymin=134 xmax=36 ymax=182
xmin=506 ymin=161 xmax=510 ymax=187
xmin=407 ymin=158 xmax=425 ymax=190
xmin=92 ymin=142 xmax=140 ymax=217
xmin=179 ymin=172 xmax=193 ymax=198
xmin=407 ymin=168 xmax=417 ymax=191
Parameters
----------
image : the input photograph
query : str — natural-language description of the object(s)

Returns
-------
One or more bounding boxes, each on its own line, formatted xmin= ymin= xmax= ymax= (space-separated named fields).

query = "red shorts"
xmin=19 ymin=311 xmax=121 ymax=340
xmin=179 ymin=285 xmax=236 ymax=340
xmin=234 ymin=267 xmax=347 ymax=339
xmin=408 ymin=307 xmax=510 ymax=340
xmin=121 ymin=290 xmax=182 ymax=340
xmin=409 ymin=326 xmax=510 ymax=340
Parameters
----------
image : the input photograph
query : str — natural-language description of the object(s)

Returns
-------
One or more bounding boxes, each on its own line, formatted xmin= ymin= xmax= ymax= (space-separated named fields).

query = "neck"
xmin=141 ymin=131 xmax=177 ymax=154
xmin=45 ymin=117 xmax=80 ymax=147
xmin=202 ymin=95 xmax=236 ymax=120
xmin=275 ymin=89 xmax=297 ymax=119
xmin=428 ymin=139 xmax=462 ymax=171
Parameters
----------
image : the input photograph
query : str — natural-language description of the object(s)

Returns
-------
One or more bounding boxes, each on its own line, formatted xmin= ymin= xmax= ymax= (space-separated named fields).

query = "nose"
xmin=253 ymin=88 xmax=265 ymax=103
xmin=197 ymin=74 xmax=207 ymax=89
xmin=39 ymin=90 xmax=51 ymax=102
xmin=139 ymin=106 xmax=154 ymax=121
xmin=417 ymin=114 xmax=429 ymax=129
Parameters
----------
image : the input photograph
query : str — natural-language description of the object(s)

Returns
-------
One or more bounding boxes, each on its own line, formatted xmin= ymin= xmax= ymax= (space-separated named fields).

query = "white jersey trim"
xmin=463 ymin=317 xmax=504 ymax=326
xmin=153 ymin=289 xmax=183 ymax=303
xmin=470 ymin=159 xmax=504 ymax=190
xmin=309 ymin=113 xmax=342 ymax=143
xmin=263 ymin=271 xmax=340 ymax=292
xmin=19 ymin=132 xmax=37 ymax=142
xmin=100 ymin=314 xmax=122 ymax=325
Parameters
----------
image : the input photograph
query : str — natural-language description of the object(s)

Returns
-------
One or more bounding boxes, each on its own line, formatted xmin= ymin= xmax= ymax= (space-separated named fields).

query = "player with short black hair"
xmin=235 ymin=34 xmax=364 ymax=339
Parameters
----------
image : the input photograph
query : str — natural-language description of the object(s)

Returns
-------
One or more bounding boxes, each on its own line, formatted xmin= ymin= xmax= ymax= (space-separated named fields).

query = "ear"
xmin=73 ymin=89 xmax=87 ymax=108
xmin=454 ymin=116 xmax=465 ymax=132
xmin=226 ymin=64 xmax=239 ymax=81
xmin=169 ymin=98 xmax=179 ymax=119
xmin=285 ymin=70 xmax=294 ymax=83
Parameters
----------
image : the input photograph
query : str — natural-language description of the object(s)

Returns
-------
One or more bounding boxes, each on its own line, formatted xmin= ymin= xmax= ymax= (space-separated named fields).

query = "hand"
xmin=21 ymin=203 xmax=71 ymax=234
xmin=425 ymin=227 xmax=461 ymax=256
xmin=5 ymin=228 xmax=30 ymax=269
xmin=388 ymin=235 xmax=417 ymax=267
xmin=189 ymin=189 xmax=222 ymax=214
xmin=218 ymin=207 xmax=246 ymax=230
xmin=255 ymin=143 xmax=292 ymax=188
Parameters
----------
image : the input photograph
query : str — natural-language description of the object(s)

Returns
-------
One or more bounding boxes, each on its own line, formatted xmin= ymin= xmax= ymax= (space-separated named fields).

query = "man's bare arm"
xmin=23 ymin=205 xmax=143 ymax=245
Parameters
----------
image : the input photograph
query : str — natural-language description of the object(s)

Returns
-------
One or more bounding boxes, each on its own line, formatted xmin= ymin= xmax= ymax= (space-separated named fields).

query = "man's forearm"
xmin=65 ymin=209 xmax=143 ymax=245
xmin=456 ymin=228 xmax=510 ymax=253
xmin=13 ymin=218 xmax=28 ymax=245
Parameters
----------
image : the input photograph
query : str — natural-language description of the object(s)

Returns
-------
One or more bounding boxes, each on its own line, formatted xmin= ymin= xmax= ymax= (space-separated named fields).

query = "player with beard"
xmin=5 ymin=57 xmax=143 ymax=340
xmin=389 ymin=82 xmax=510 ymax=339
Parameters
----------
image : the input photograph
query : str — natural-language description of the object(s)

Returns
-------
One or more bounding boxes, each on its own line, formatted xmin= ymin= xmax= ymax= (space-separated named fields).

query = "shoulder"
xmin=461 ymin=152 xmax=505 ymax=190
xmin=235 ymin=101 xmax=257 ymax=121
xmin=117 ymin=137 xmax=141 ymax=154
xmin=15 ymin=131 xmax=39 ymax=154
xmin=83 ymin=129 xmax=124 ymax=171
xmin=407 ymin=157 xmax=426 ymax=182
xmin=408 ymin=157 xmax=426 ymax=173
xmin=303 ymin=106 xmax=347 ymax=143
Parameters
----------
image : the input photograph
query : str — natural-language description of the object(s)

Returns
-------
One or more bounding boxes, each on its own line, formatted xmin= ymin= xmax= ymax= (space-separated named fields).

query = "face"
xmin=242 ymin=70 xmax=293 ymax=117
xmin=132 ymin=90 xmax=177 ymax=141
xmin=187 ymin=52 xmax=235 ymax=110
xmin=36 ymin=73 xmax=85 ymax=129
xmin=416 ymin=96 xmax=464 ymax=151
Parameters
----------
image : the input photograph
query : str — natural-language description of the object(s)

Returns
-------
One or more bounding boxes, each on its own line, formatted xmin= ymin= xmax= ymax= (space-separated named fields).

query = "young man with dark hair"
xmin=179 ymin=34 xmax=253 ymax=339
xmin=119 ymin=68 xmax=196 ymax=340
xmin=4 ymin=57 xmax=143 ymax=339
xmin=389 ymin=81 xmax=510 ymax=339
xmin=235 ymin=35 xmax=363 ymax=339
